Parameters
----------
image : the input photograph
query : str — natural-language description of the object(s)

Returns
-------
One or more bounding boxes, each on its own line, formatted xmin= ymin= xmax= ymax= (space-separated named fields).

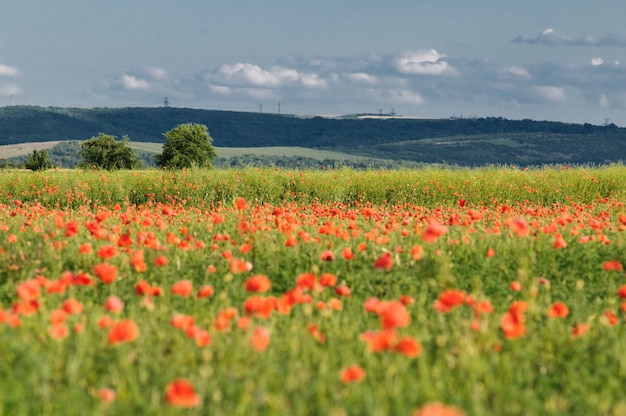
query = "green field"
xmin=1 ymin=166 xmax=626 ymax=415
xmin=0 ymin=141 xmax=379 ymax=162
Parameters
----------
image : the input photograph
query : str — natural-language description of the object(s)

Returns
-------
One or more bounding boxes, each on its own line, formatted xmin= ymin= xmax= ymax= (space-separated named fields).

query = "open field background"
xmin=2 ymin=106 xmax=626 ymax=166
xmin=2 ymin=167 xmax=626 ymax=415
xmin=0 ymin=141 xmax=374 ymax=162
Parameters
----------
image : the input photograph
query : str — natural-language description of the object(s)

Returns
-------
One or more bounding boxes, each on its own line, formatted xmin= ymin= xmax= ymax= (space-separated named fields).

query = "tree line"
xmin=2 ymin=123 xmax=216 ymax=171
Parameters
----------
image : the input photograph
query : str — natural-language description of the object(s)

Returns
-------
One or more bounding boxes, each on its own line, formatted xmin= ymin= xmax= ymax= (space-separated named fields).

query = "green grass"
xmin=0 ymin=141 xmax=380 ymax=163
xmin=1 ymin=166 xmax=626 ymax=414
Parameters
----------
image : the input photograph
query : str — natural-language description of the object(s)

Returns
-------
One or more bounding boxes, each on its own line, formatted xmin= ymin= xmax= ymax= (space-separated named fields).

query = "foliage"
xmin=155 ymin=123 xmax=216 ymax=169
xmin=2 ymin=106 xmax=626 ymax=167
xmin=0 ymin=165 xmax=624 ymax=208
xmin=78 ymin=133 xmax=142 ymax=170
xmin=23 ymin=149 xmax=53 ymax=171
xmin=2 ymin=167 xmax=626 ymax=414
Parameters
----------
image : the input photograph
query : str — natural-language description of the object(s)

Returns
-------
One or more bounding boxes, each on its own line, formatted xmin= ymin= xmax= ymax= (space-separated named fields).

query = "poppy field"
xmin=2 ymin=166 xmax=626 ymax=415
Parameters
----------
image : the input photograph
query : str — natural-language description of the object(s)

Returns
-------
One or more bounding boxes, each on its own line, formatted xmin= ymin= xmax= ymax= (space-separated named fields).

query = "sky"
xmin=2 ymin=1 xmax=626 ymax=126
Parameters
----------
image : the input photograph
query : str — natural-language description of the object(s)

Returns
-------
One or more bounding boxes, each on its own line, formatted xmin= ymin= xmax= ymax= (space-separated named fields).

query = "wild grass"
xmin=1 ymin=166 xmax=626 ymax=414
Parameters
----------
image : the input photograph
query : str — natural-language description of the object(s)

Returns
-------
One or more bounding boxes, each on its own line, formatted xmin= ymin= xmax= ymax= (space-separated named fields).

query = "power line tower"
xmin=163 ymin=97 xmax=169 ymax=108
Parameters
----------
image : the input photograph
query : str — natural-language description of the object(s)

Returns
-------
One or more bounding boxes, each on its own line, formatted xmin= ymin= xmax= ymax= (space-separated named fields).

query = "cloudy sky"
xmin=2 ymin=1 xmax=626 ymax=125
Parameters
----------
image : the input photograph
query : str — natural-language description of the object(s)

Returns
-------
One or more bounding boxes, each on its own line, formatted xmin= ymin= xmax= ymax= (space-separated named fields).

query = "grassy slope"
xmin=2 ymin=106 xmax=626 ymax=166
xmin=0 ymin=141 xmax=377 ymax=162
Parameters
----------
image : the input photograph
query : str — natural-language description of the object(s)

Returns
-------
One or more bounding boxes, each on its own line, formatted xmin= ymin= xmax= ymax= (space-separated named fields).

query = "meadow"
xmin=1 ymin=166 xmax=626 ymax=415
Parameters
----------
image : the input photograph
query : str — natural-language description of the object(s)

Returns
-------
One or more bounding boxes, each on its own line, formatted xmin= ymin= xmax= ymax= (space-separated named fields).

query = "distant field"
xmin=0 ymin=141 xmax=375 ymax=161
xmin=130 ymin=142 xmax=375 ymax=161
xmin=0 ymin=141 xmax=62 ymax=158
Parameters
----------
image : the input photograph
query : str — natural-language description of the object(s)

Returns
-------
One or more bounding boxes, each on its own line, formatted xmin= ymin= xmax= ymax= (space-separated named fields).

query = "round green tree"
xmin=156 ymin=123 xmax=217 ymax=169
xmin=79 ymin=133 xmax=142 ymax=170
xmin=24 ymin=149 xmax=53 ymax=171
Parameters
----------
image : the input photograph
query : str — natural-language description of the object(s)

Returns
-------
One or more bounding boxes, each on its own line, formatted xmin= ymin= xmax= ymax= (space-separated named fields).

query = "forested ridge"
xmin=1 ymin=105 xmax=626 ymax=166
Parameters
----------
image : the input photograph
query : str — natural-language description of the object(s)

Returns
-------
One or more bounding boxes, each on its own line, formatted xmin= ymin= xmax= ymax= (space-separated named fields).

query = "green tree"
xmin=156 ymin=123 xmax=216 ymax=169
xmin=24 ymin=149 xmax=53 ymax=171
xmin=79 ymin=133 xmax=142 ymax=170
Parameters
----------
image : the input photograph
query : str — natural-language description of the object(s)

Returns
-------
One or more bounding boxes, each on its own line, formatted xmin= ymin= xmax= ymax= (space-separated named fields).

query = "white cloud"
xmin=122 ymin=74 xmax=150 ymax=90
xmin=217 ymin=63 xmax=291 ymax=87
xmin=591 ymin=57 xmax=604 ymax=66
xmin=504 ymin=66 xmax=531 ymax=79
xmin=210 ymin=62 xmax=326 ymax=90
xmin=0 ymin=83 xmax=21 ymax=96
xmin=209 ymin=85 xmax=232 ymax=95
xmin=533 ymin=85 xmax=566 ymax=102
xmin=599 ymin=93 xmax=609 ymax=107
xmin=300 ymin=73 xmax=326 ymax=88
xmin=514 ymin=28 xmax=626 ymax=47
xmin=394 ymin=49 xmax=453 ymax=75
xmin=95 ymin=47 xmax=626 ymax=123
xmin=0 ymin=64 xmax=22 ymax=77
xmin=144 ymin=66 xmax=167 ymax=80
xmin=386 ymin=89 xmax=425 ymax=106
xmin=346 ymin=72 xmax=378 ymax=84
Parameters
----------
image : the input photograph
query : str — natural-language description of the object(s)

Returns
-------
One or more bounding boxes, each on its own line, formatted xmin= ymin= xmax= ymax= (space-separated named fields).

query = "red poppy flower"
xmin=433 ymin=290 xmax=466 ymax=313
xmin=186 ymin=325 xmax=212 ymax=347
xmin=394 ymin=337 xmax=422 ymax=358
xmin=130 ymin=250 xmax=147 ymax=273
xmin=250 ymin=326 xmax=270 ymax=351
xmin=603 ymin=260 xmax=623 ymax=272
xmin=340 ymin=365 xmax=366 ymax=383
xmin=604 ymin=310 xmax=619 ymax=326
xmin=97 ymin=245 xmax=118 ymax=259
xmin=49 ymin=324 xmax=69 ymax=340
xmin=413 ymin=402 xmax=465 ymax=416
xmin=410 ymin=245 xmax=423 ymax=261
xmin=171 ymin=280 xmax=193 ymax=297
xmin=361 ymin=329 xmax=398 ymax=352
xmin=295 ymin=273 xmax=317 ymax=290
xmin=62 ymin=298 xmax=83 ymax=314
xmin=235 ymin=197 xmax=247 ymax=211
xmin=572 ymin=323 xmax=590 ymax=338
xmin=335 ymin=285 xmax=351 ymax=298
xmin=135 ymin=279 xmax=162 ymax=296
xmin=104 ymin=296 xmax=124 ymax=313
xmin=379 ymin=301 xmax=411 ymax=329
xmin=16 ymin=280 xmax=40 ymax=301
xmin=154 ymin=255 xmax=169 ymax=267
xmin=79 ymin=243 xmax=93 ymax=254
xmin=501 ymin=301 xmax=527 ymax=339
xmin=244 ymin=275 xmax=272 ymax=293
xmin=374 ymin=252 xmax=393 ymax=270
xmin=170 ymin=314 xmax=195 ymax=331
xmin=320 ymin=250 xmax=335 ymax=261
xmin=49 ymin=309 xmax=67 ymax=325
xmin=96 ymin=388 xmax=116 ymax=404
xmin=229 ymin=258 xmax=253 ymax=274
xmin=196 ymin=285 xmax=214 ymax=298
xmin=98 ymin=315 xmax=116 ymax=329
xmin=319 ymin=273 xmax=337 ymax=287
xmin=547 ymin=302 xmax=569 ymax=319
xmin=93 ymin=263 xmax=118 ymax=284
xmin=553 ymin=233 xmax=567 ymax=249
xmin=421 ymin=222 xmax=447 ymax=242
xmin=341 ymin=247 xmax=354 ymax=260
xmin=165 ymin=379 xmax=201 ymax=408
xmin=511 ymin=218 xmax=530 ymax=237
xmin=327 ymin=298 xmax=342 ymax=310
xmin=108 ymin=319 xmax=139 ymax=344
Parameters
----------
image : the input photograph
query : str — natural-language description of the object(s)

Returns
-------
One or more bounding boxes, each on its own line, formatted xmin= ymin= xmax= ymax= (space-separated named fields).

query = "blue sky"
xmin=2 ymin=1 xmax=626 ymax=125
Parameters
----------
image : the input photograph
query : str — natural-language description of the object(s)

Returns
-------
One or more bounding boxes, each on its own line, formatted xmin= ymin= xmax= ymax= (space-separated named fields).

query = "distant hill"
xmin=1 ymin=105 xmax=625 ymax=166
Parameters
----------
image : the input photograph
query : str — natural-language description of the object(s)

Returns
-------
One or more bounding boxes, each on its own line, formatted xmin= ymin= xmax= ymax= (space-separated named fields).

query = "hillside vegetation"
xmin=1 ymin=105 xmax=625 ymax=166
